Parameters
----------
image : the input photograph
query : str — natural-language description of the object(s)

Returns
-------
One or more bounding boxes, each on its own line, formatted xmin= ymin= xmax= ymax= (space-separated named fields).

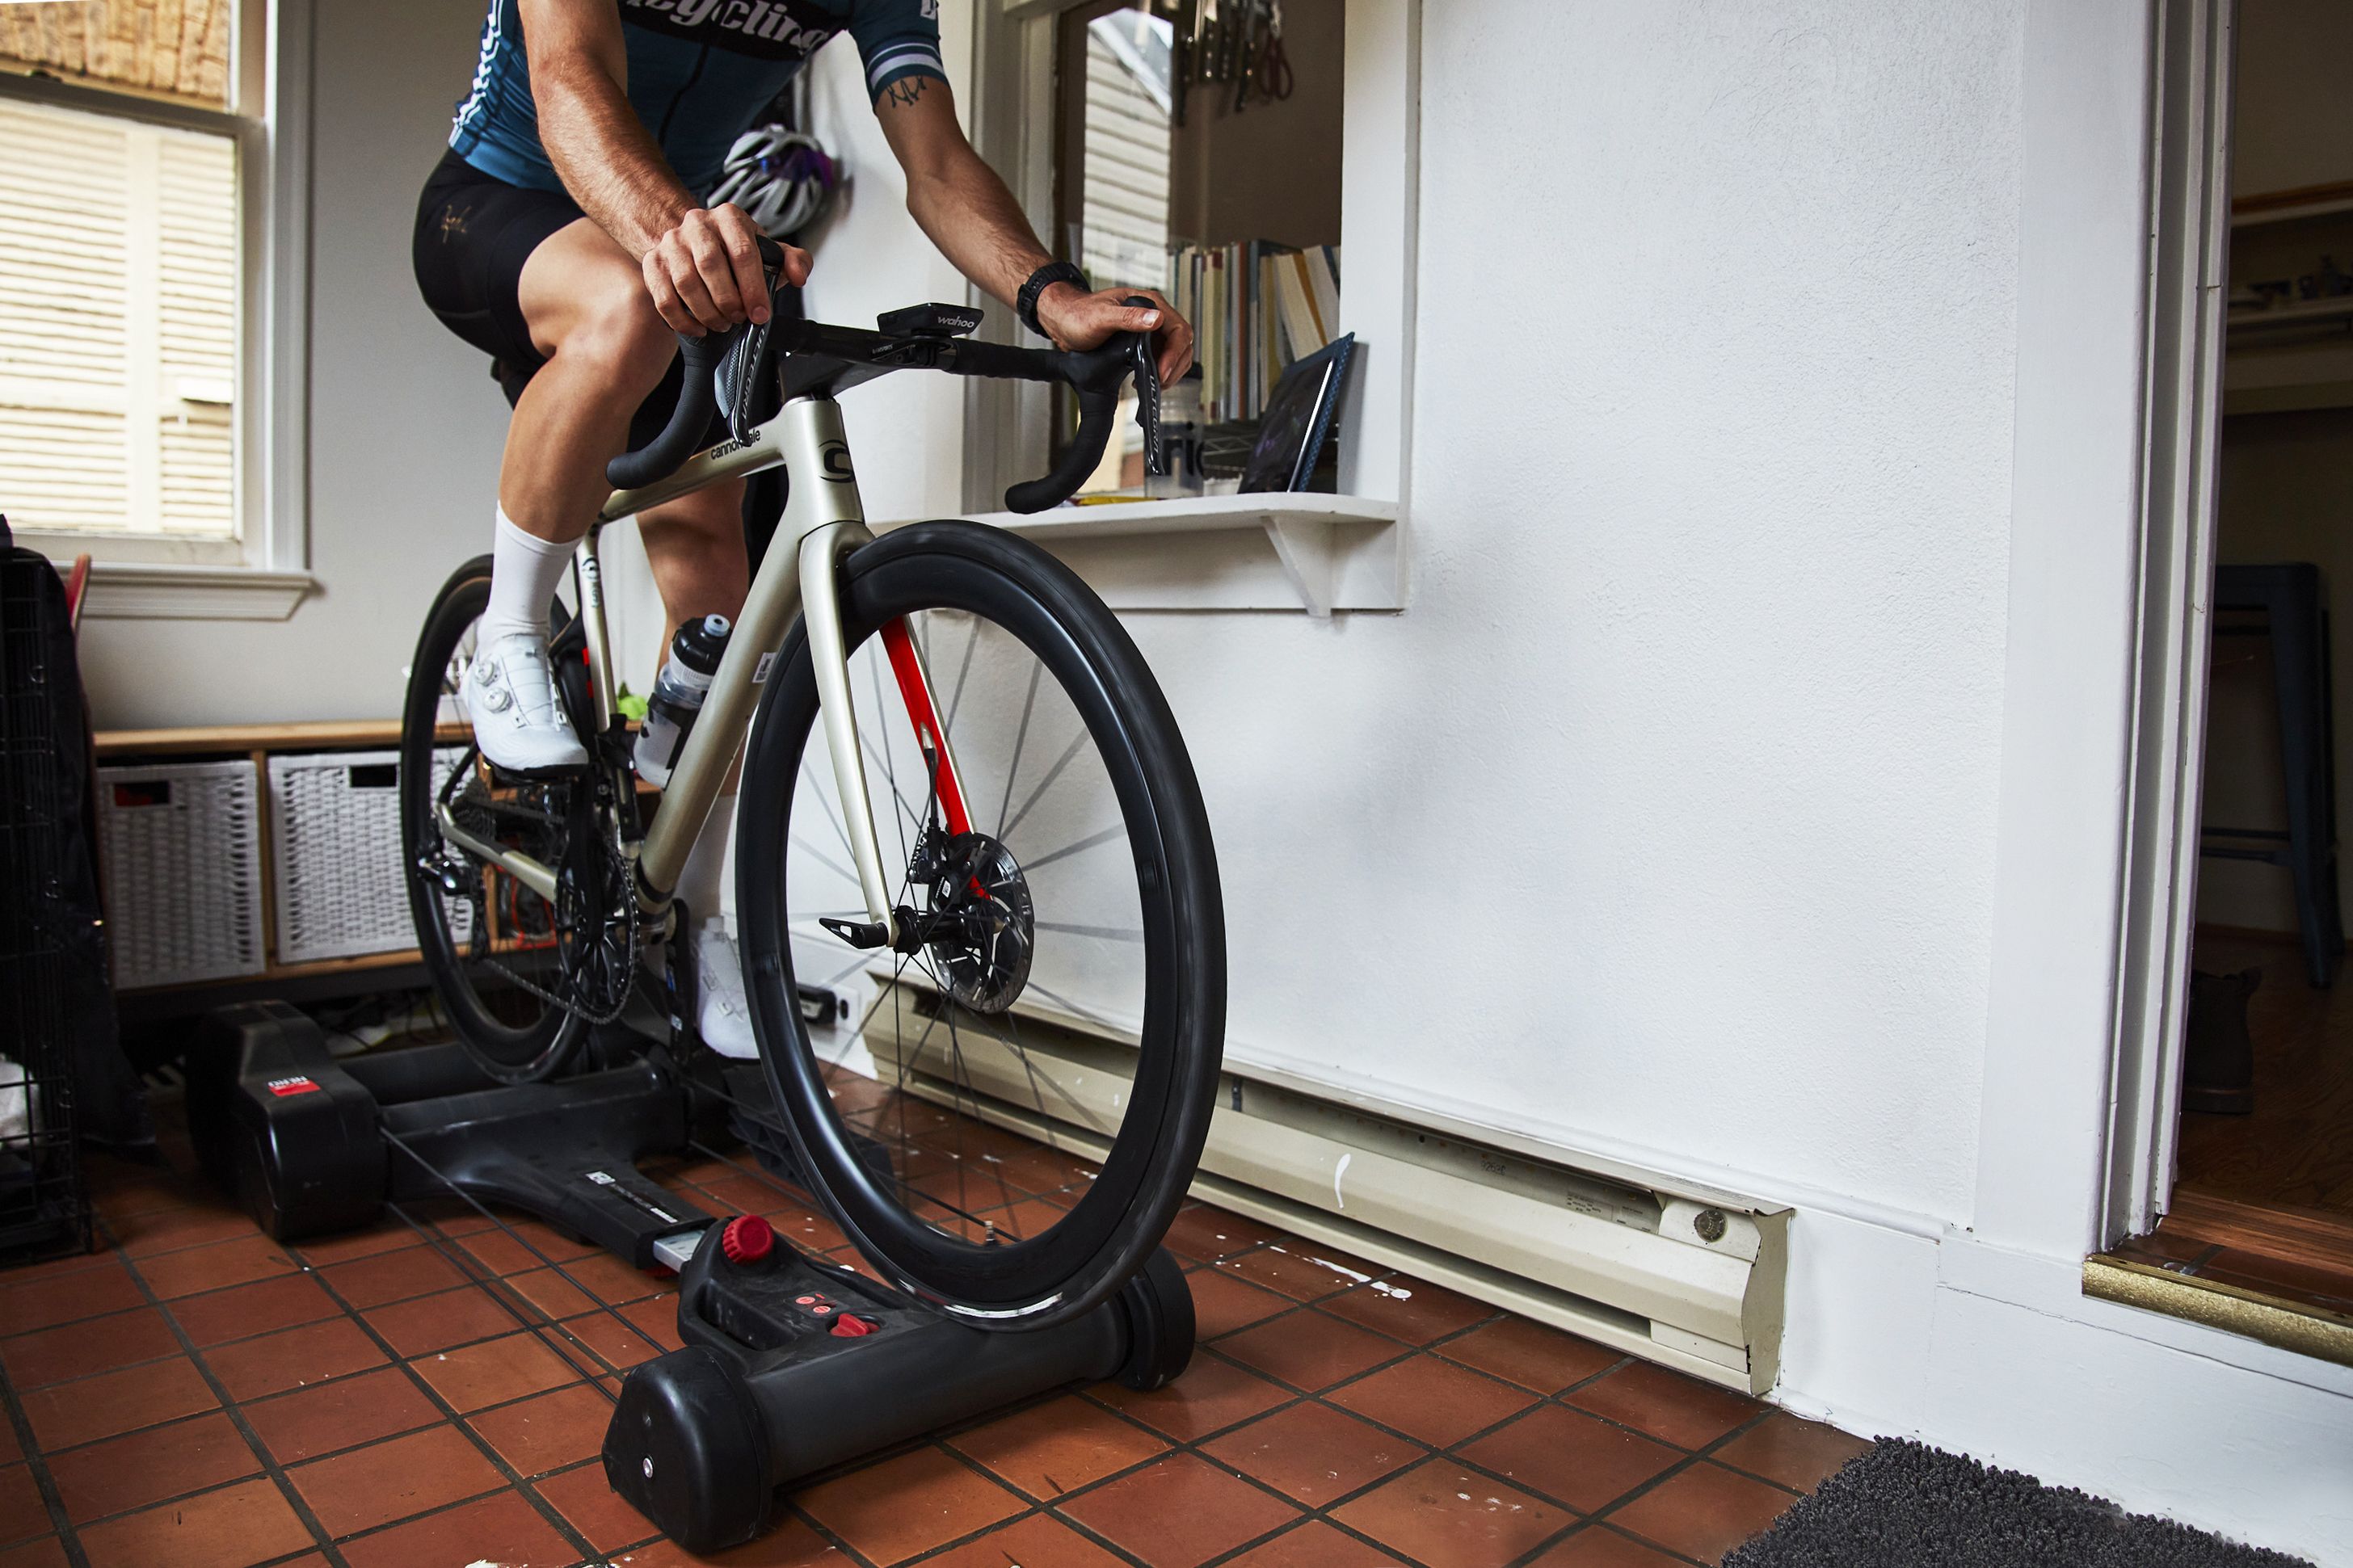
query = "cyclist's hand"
xmin=642 ymin=204 xmax=811 ymax=337
xmin=1038 ymin=284 xmax=1193 ymax=387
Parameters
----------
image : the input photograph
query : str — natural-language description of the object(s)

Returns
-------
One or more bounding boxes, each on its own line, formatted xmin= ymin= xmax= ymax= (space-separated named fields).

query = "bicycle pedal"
xmin=819 ymin=916 xmax=891 ymax=950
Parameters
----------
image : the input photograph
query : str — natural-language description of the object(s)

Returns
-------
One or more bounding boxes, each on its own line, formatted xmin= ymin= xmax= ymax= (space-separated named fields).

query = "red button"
xmin=829 ymin=1314 xmax=878 ymax=1338
xmin=720 ymin=1215 xmax=774 ymax=1266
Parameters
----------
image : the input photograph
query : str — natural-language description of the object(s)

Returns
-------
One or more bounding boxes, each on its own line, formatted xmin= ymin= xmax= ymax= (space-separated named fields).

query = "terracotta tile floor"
xmin=0 ymin=1077 xmax=1871 ymax=1567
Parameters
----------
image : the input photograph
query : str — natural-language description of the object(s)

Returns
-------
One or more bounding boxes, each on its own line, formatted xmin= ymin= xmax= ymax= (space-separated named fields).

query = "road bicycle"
xmin=398 ymin=247 xmax=1224 ymax=1330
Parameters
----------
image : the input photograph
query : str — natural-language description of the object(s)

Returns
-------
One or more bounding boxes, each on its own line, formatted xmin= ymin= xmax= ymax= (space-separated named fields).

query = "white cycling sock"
xmin=479 ymin=507 xmax=575 ymax=646
xmin=677 ymin=790 xmax=737 ymax=930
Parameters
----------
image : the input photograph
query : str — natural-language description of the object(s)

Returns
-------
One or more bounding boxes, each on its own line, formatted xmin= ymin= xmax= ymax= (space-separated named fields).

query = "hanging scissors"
xmin=1254 ymin=1 xmax=1294 ymax=103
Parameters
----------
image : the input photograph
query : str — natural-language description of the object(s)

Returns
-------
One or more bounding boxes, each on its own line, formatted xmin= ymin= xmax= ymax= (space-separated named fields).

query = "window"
xmin=0 ymin=98 xmax=238 ymax=544
xmin=0 ymin=1 xmax=306 ymax=610
xmin=1049 ymin=0 xmax=1346 ymax=495
xmin=965 ymin=0 xmax=1415 ymax=573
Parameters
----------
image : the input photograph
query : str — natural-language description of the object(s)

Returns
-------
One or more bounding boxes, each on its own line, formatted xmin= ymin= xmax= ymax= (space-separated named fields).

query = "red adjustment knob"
xmin=829 ymin=1313 xmax=878 ymax=1338
xmin=720 ymin=1215 xmax=774 ymax=1266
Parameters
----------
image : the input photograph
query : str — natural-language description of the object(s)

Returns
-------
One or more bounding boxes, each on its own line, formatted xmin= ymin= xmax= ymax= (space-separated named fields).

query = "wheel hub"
xmin=912 ymin=830 xmax=1033 ymax=1015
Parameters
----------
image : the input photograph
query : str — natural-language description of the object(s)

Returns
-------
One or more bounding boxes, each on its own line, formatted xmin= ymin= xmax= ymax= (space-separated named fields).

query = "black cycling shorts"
xmin=411 ymin=148 xmax=697 ymax=443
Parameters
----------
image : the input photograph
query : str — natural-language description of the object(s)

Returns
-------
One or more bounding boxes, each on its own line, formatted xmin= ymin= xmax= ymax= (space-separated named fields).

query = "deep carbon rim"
xmin=739 ymin=522 xmax=1223 ymax=1328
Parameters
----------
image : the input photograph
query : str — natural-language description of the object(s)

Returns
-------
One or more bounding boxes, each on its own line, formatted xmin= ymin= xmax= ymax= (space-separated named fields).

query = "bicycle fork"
xmin=621 ymin=395 xmax=971 ymax=952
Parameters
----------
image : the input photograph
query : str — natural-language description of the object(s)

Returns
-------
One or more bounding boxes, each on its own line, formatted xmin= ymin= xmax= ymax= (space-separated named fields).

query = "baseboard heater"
xmin=863 ymin=983 xmax=1789 ymax=1394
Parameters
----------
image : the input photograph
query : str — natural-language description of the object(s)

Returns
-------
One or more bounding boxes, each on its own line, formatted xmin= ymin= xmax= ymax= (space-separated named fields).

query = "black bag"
xmin=0 ymin=517 xmax=154 ymax=1161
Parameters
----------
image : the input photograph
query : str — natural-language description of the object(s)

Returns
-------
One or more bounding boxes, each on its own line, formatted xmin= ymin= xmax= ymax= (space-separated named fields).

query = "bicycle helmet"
xmin=708 ymin=125 xmax=840 ymax=238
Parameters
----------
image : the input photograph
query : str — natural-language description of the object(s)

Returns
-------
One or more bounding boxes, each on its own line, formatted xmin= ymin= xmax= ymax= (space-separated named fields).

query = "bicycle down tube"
xmin=464 ymin=393 xmax=966 ymax=949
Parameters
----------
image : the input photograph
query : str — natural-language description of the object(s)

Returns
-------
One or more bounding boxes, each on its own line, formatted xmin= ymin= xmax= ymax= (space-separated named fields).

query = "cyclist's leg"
xmin=469 ymin=219 xmax=678 ymax=771
xmin=637 ymin=478 xmax=757 ymax=1054
xmin=637 ymin=478 xmax=749 ymax=652
xmin=507 ymin=217 xmax=679 ymax=544
xmin=412 ymin=153 xmax=679 ymax=772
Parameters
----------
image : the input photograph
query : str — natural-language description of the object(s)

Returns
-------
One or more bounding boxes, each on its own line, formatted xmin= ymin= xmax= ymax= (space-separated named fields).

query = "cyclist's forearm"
xmin=904 ymin=146 xmax=1054 ymax=313
xmin=535 ymin=55 xmax=696 ymax=259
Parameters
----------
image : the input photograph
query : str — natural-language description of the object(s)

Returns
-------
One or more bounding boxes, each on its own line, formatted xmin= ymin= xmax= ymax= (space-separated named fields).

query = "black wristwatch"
xmin=1017 ymin=260 xmax=1089 ymax=337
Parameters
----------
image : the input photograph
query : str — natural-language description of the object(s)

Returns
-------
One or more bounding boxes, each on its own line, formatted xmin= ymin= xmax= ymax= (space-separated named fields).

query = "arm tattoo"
xmin=885 ymin=75 xmax=933 ymax=109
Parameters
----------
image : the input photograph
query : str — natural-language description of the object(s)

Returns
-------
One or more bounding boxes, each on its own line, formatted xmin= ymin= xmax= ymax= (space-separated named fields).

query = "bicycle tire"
xmin=399 ymin=555 xmax=587 ymax=1083
xmin=737 ymin=521 xmax=1225 ymax=1330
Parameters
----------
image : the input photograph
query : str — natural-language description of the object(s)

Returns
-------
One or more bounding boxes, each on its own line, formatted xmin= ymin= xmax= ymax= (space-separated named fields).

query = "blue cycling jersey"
xmin=451 ymin=0 xmax=944 ymax=198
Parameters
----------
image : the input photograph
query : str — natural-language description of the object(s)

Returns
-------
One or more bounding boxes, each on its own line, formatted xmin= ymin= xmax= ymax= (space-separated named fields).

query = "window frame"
xmin=966 ymin=0 xmax=1419 ymax=518
xmin=0 ymin=0 xmax=312 ymax=620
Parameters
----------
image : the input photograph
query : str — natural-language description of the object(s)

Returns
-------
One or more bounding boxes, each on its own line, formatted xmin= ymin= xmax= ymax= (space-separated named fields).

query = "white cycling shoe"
xmin=468 ymin=633 xmax=588 ymax=774
xmin=693 ymin=923 xmax=759 ymax=1060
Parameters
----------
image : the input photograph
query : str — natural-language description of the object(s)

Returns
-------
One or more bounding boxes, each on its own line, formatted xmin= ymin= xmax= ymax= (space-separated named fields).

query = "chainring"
xmin=554 ymin=777 xmax=638 ymax=1022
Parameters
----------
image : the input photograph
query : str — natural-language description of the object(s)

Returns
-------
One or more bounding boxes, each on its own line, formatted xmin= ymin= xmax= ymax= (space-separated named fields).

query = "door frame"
xmin=2103 ymin=0 xmax=2235 ymax=1244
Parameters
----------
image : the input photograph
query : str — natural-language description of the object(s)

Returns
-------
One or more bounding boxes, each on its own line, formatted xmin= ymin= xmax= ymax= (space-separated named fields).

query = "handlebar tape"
xmin=606 ymin=237 xmax=791 ymax=493
xmin=606 ymin=328 xmax=729 ymax=492
xmin=1003 ymin=296 xmax=1165 ymax=515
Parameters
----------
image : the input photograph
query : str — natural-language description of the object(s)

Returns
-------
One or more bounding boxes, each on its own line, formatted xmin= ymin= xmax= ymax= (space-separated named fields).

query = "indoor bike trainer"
xmin=185 ymin=1000 xmax=1196 ymax=1553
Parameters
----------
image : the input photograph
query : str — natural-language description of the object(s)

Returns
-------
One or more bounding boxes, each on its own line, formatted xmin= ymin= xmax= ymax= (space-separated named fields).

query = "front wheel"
xmin=738 ymin=521 xmax=1224 ymax=1330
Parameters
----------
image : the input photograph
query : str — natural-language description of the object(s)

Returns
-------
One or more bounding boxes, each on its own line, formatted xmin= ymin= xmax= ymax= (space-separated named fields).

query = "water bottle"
xmin=634 ymin=615 xmax=731 ymax=787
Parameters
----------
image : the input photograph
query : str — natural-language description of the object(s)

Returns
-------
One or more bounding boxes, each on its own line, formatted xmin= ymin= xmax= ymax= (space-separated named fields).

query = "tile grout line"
xmin=95 ymin=1214 xmax=358 ymax=1568
xmin=0 ymin=1307 xmax=92 ymax=1568
xmin=286 ymin=1242 xmax=614 ymax=1566
xmin=1039 ymin=1233 xmax=1776 ymax=1565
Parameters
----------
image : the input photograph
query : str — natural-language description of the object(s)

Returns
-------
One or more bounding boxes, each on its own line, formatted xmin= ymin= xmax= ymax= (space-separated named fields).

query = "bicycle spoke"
xmin=1031 ymin=921 xmax=1144 ymax=943
xmin=1017 ymin=823 xmax=1126 ymax=874
xmin=788 ymin=834 xmax=861 ymax=892
xmin=942 ymin=615 xmax=979 ymax=739
xmin=799 ymin=760 xmax=857 ymax=860
xmin=999 ymin=729 xmax=1090 ymax=844
xmin=993 ymin=662 xmax=1042 ymax=839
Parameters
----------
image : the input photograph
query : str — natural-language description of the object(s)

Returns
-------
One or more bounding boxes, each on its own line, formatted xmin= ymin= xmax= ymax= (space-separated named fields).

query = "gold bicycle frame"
xmin=435 ymin=393 xmax=953 ymax=948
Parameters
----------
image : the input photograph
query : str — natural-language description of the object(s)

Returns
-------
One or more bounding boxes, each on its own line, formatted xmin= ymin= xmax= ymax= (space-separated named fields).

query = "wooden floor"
xmin=2131 ymin=929 xmax=2353 ymax=1321
xmin=2176 ymin=929 xmax=2353 ymax=1217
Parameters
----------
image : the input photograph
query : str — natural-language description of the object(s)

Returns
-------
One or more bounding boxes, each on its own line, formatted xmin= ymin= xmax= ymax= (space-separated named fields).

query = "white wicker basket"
xmin=98 ymin=760 xmax=266 ymax=988
xmin=268 ymin=747 xmax=473 ymax=965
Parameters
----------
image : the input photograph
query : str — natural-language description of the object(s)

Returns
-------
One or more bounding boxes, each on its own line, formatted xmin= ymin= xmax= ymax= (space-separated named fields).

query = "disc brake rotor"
xmin=922 ymin=831 xmax=1034 ymax=1015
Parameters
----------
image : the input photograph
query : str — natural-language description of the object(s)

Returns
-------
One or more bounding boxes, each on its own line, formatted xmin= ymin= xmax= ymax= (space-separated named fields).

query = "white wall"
xmin=831 ymin=1 xmax=2353 ymax=1557
xmin=81 ymin=0 xmax=510 ymax=730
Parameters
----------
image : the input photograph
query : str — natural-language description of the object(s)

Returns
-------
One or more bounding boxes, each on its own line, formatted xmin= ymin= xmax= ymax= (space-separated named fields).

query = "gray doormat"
xmin=1723 ymin=1440 xmax=2312 ymax=1567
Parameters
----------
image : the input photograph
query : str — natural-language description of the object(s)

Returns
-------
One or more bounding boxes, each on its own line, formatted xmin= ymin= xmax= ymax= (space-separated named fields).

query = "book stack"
xmin=1167 ymin=242 xmax=1340 ymax=423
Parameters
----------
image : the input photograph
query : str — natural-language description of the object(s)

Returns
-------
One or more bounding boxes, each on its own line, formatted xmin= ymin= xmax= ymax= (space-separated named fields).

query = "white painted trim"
xmin=890 ymin=492 xmax=1402 ymax=613
xmin=1970 ymin=0 xmax=2164 ymax=1263
xmin=1333 ymin=0 xmax=1418 ymax=511
xmin=79 ymin=561 xmax=314 ymax=620
xmin=2103 ymin=0 xmax=2233 ymax=1242
xmin=254 ymin=0 xmax=313 ymax=583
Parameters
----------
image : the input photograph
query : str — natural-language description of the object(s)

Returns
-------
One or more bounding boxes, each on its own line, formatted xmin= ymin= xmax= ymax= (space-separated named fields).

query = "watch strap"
xmin=1017 ymin=261 xmax=1090 ymax=337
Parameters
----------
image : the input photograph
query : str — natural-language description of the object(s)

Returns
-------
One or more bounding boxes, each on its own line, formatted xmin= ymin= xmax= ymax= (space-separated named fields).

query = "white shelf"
xmin=2230 ymin=186 xmax=2353 ymax=229
xmin=886 ymin=493 xmax=1405 ymax=616
xmin=2226 ymin=296 xmax=2353 ymax=331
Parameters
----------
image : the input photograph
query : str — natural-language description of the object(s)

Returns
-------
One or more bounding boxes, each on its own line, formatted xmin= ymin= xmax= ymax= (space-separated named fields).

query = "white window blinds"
xmin=0 ymin=96 xmax=237 ymax=540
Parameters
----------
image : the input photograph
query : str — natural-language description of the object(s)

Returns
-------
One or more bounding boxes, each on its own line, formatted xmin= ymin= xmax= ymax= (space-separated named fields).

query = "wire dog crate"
xmin=270 ymin=747 xmax=473 ymax=964
xmin=0 ymin=549 xmax=95 ymax=1259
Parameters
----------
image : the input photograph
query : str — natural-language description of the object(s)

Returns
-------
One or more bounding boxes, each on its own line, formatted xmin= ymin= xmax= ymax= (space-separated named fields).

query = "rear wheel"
xmin=738 ymin=522 xmax=1224 ymax=1330
xmin=399 ymin=557 xmax=586 ymax=1082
